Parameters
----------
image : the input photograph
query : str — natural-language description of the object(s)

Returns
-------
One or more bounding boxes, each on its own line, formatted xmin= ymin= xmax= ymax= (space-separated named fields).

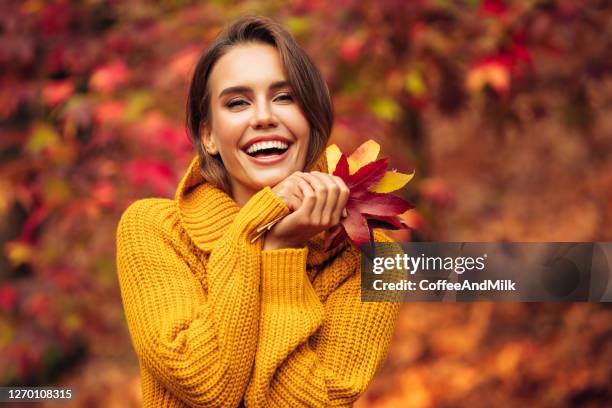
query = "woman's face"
xmin=203 ymin=42 xmax=311 ymax=206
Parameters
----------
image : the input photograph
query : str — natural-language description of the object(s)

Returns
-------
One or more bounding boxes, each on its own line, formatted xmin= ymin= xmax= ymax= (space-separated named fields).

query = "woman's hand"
xmin=264 ymin=171 xmax=350 ymax=250
xmin=267 ymin=171 xmax=306 ymax=212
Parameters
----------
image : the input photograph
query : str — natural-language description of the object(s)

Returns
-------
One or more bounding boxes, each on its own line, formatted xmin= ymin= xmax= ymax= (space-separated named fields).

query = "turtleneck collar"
xmin=174 ymin=150 xmax=346 ymax=267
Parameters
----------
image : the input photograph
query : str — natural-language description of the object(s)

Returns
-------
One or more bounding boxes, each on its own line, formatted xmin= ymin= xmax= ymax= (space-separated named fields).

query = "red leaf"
xmin=325 ymin=141 xmax=416 ymax=250
xmin=125 ymin=159 xmax=176 ymax=196
xmin=92 ymin=181 xmax=115 ymax=207
xmin=42 ymin=80 xmax=74 ymax=106
xmin=480 ymin=0 xmax=508 ymax=17
xmin=95 ymin=100 xmax=126 ymax=125
xmin=0 ymin=284 xmax=18 ymax=312
xmin=348 ymin=157 xmax=389 ymax=192
xmin=20 ymin=205 xmax=52 ymax=244
xmin=90 ymin=61 xmax=129 ymax=94
xmin=340 ymin=36 xmax=364 ymax=62
xmin=349 ymin=191 xmax=414 ymax=216
xmin=342 ymin=203 xmax=372 ymax=246
xmin=333 ymin=154 xmax=350 ymax=181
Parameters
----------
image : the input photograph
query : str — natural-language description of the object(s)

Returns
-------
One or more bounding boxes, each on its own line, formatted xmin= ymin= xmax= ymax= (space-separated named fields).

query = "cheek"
xmin=282 ymin=108 xmax=310 ymax=142
xmin=214 ymin=112 xmax=247 ymax=150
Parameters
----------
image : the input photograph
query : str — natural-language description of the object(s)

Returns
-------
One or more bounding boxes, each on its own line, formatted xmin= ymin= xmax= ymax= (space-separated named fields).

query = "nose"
xmin=250 ymin=100 xmax=278 ymax=129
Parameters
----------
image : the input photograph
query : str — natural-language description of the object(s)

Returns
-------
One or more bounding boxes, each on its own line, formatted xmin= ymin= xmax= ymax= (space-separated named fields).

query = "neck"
xmin=229 ymin=181 xmax=258 ymax=208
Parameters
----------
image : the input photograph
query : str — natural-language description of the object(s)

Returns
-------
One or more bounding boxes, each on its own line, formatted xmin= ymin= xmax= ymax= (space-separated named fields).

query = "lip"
xmin=241 ymin=135 xmax=293 ymax=151
xmin=243 ymin=145 xmax=291 ymax=165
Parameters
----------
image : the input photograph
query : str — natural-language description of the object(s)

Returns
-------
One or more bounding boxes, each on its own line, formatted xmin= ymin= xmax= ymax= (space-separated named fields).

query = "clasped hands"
xmin=263 ymin=171 xmax=350 ymax=250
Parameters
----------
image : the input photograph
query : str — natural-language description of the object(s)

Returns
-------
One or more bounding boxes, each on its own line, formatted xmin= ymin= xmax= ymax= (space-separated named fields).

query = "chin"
xmin=252 ymin=173 xmax=288 ymax=188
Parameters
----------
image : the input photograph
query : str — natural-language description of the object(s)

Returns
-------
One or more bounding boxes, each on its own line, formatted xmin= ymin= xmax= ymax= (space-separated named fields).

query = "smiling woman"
xmin=186 ymin=16 xmax=333 ymax=206
xmin=116 ymin=15 xmax=401 ymax=408
xmin=198 ymin=42 xmax=312 ymax=207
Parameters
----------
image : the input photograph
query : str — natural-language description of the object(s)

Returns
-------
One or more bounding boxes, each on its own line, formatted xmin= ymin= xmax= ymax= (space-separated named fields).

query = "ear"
xmin=200 ymin=123 xmax=218 ymax=155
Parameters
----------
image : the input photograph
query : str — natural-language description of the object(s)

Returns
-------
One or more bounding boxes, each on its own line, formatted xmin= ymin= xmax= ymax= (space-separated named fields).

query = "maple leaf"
xmin=323 ymin=140 xmax=415 ymax=251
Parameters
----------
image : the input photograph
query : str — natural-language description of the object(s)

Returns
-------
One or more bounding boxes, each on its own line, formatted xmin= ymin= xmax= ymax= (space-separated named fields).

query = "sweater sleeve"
xmin=244 ymin=229 xmax=402 ymax=407
xmin=115 ymin=187 xmax=289 ymax=408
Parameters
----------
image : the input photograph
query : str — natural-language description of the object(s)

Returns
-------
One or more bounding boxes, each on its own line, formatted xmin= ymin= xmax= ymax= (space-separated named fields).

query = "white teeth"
xmin=245 ymin=140 xmax=289 ymax=154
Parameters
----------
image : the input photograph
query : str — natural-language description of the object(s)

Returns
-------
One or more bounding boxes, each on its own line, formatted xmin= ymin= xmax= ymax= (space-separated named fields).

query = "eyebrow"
xmin=218 ymin=80 xmax=291 ymax=99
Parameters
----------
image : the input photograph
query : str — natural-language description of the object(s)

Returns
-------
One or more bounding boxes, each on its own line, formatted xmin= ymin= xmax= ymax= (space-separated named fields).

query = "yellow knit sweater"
xmin=115 ymin=151 xmax=401 ymax=408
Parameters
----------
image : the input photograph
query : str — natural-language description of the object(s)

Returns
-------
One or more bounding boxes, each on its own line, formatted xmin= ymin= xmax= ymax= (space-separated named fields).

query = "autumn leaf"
xmin=370 ymin=169 xmax=415 ymax=193
xmin=347 ymin=157 xmax=388 ymax=191
xmin=89 ymin=61 xmax=129 ymax=94
xmin=94 ymin=100 xmax=126 ymax=125
xmin=42 ymin=80 xmax=74 ymax=106
xmin=334 ymin=153 xmax=350 ymax=180
xmin=342 ymin=202 xmax=372 ymax=246
xmin=125 ymin=159 xmax=176 ymax=197
xmin=167 ymin=47 xmax=200 ymax=82
xmin=340 ymin=35 xmax=365 ymax=63
xmin=4 ymin=241 xmax=34 ymax=266
xmin=328 ymin=140 xmax=413 ymax=193
xmin=349 ymin=190 xmax=414 ymax=216
xmin=26 ymin=123 xmax=60 ymax=154
xmin=0 ymin=284 xmax=18 ymax=312
xmin=325 ymin=144 xmax=342 ymax=172
xmin=324 ymin=140 xmax=415 ymax=250
xmin=348 ymin=139 xmax=380 ymax=173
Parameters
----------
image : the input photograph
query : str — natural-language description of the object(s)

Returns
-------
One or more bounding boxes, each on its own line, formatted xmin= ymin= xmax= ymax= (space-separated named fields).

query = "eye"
xmin=275 ymin=93 xmax=293 ymax=102
xmin=226 ymin=99 xmax=248 ymax=108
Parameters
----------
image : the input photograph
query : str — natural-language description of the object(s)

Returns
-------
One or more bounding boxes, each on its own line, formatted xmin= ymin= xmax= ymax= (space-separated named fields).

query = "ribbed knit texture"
xmin=115 ymin=153 xmax=401 ymax=408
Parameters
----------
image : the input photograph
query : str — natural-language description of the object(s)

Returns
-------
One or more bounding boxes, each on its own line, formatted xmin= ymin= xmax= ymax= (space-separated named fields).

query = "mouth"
xmin=241 ymin=138 xmax=292 ymax=163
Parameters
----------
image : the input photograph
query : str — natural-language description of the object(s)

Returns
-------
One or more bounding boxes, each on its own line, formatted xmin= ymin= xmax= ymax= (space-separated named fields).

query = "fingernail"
xmin=342 ymin=208 xmax=348 ymax=218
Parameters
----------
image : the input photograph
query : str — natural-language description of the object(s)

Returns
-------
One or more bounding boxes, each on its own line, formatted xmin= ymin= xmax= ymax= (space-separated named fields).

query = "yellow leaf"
xmin=0 ymin=320 xmax=14 ymax=347
xmin=44 ymin=178 xmax=71 ymax=204
xmin=285 ymin=17 xmax=309 ymax=37
xmin=5 ymin=241 xmax=33 ymax=266
xmin=64 ymin=313 xmax=82 ymax=330
xmin=122 ymin=91 xmax=153 ymax=122
xmin=348 ymin=140 xmax=380 ymax=174
xmin=404 ymin=70 xmax=426 ymax=96
xmin=369 ymin=98 xmax=401 ymax=121
xmin=27 ymin=123 xmax=59 ymax=153
xmin=370 ymin=170 xmax=415 ymax=193
xmin=325 ymin=144 xmax=342 ymax=173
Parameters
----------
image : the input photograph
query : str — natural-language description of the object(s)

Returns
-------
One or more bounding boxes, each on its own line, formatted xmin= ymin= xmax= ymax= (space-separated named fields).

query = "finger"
xmin=328 ymin=175 xmax=348 ymax=223
xmin=273 ymin=173 xmax=304 ymax=206
xmin=333 ymin=174 xmax=350 ymax=216
xmin=295 ymin=173 xmax=327 ymax=224
xmin=287 ymin=172 xmax=305 ymax=201
xmin=297 ymin=173 xmax=324 ymax=225
xmin=310 ymin=171 xmax=339 ymax=226
xmin=295 ymin=179 xmax=316 ymax=221
xmin=285 ymin=191 xmax=302 ymax=211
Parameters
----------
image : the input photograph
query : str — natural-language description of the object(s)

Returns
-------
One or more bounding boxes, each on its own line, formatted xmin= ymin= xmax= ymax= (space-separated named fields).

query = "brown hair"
xmin=185 ymin=15 xmax=334 ymax=194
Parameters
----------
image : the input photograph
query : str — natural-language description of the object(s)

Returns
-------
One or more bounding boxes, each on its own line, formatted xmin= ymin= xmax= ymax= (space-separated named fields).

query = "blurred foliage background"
xmin=1 ymin=0 xmax=611 ymax=407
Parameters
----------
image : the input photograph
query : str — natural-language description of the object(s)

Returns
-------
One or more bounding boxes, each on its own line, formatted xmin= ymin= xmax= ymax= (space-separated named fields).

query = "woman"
xmin=116 ymin=15 xmax=400 ymax=408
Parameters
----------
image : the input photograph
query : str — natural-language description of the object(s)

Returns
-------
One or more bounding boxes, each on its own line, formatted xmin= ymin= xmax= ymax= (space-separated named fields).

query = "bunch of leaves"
xmin=323 ymin=140 xmax=414 ymax=250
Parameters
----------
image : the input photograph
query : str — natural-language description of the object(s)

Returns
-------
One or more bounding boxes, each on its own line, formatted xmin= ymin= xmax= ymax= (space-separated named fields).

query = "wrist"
xmin=263 ymin=234 xmax=304 ymax=250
